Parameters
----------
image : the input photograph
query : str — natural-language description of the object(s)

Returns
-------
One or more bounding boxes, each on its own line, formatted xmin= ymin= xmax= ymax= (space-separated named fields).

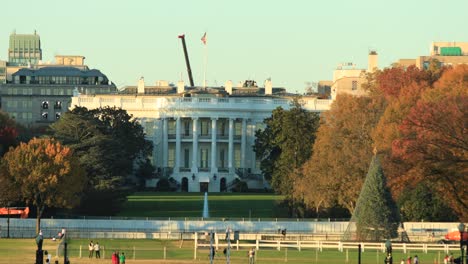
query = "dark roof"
xmin=13 ymin=67 xmax=108 ymax=78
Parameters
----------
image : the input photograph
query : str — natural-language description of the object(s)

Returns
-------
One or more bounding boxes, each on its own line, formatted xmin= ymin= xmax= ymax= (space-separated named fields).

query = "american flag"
xmin=201 ymin=32 xmax=207 ymax=45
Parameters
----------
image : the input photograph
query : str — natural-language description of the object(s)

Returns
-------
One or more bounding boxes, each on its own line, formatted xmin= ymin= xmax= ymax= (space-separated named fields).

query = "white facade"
xmin=71 ymin=87 xmax=332 ymax=192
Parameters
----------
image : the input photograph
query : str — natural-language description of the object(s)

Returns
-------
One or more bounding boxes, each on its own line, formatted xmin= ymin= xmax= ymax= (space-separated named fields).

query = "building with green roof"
xmin=8 ymin=31 xmax=42 ymax=66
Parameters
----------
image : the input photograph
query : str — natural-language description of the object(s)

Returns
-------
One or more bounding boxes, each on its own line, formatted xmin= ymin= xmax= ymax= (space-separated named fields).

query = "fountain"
xmin=202 ymin=192 xmax=209 ymax=218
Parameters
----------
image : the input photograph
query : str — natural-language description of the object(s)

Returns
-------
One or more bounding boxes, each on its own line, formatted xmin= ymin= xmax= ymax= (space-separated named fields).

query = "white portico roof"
xmin=199 ymin=176 xmax=210 ymax=183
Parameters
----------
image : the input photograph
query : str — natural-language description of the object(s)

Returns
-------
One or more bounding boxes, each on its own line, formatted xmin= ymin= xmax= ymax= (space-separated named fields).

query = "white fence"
xmin=197 ymin=238 xmax=459 ymax=254
xmin=0 ymin=218 xmax=462 ymax=241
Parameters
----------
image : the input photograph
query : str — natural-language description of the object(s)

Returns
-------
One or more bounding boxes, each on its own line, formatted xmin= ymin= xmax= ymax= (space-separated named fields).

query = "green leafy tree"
xmin=135 ymin=158 xmax=156 ymax=189
xmin=49 ymin=106 xmax=153 ymax=215
xmin=254 ymin=99 xmax=320 ymax=216
xmin=351 ymin=155 xmax=400 ymax=241
xmin=0 ymin=138 xmax=85 ymax=233
xmin=398 ymin=183 xmax=456 ymax=222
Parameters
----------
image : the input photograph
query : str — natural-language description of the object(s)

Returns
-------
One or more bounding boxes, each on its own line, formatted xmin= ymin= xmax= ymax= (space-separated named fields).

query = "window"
xmin=55 ymin=112 xmax=61 ymax=119
xmin=256 ymin=159 xmax=261 ymax=170
xmin=54 ymin=101 xmax=62 ymax=109
xmin=200 ymin=120 xmax=209 ymax=136
xmin=168 ymin=120 xmax=176 ymax=135
xmin=7 ymin=101 xmax=18 ymax=108
xmin=235 ymin=121 xmax=242 ymax=136
xmin=219 ymin=149 xmax=225 ymax=168
xmin=184 ymin=121 xmax=190 ymax=136
xmin=168 ymin=147 xmax=175 ymax=167
xmin=184 ymin=149 xmax=190 ymax=168
xmin=219 ymin=122 xmax=226 ymax=136
xmin=145 ymin=121 xmax=155 ymax=136
xmin=234 ymin=145 xmax=241 ymax=167
xmin=22 ymin=101 xmax=32 ymax=108
xmin=41 ymin=101 xmax=49 ymax=109
xmin=200 ymin=149 xmax=208 ymax=168
xmin=41 ymin=112 xmax=48 ymax=120
xmin=352 ymin=81 xmax=358 ymax=90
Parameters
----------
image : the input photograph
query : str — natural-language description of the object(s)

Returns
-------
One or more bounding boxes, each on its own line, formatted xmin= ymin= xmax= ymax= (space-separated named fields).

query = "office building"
xmin=0 ymin=55 xmax=116 ymax=126
xmin=8 ymin=31 xmax=42 ymax=66
xmin=396 ymin=41 xmax=468 ymax=69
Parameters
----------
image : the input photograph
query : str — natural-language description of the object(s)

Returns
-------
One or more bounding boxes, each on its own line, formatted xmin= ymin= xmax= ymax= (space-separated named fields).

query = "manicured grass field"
xmin=118 ymin=192 xmax=288 ymax=218
xmin=0 ymin=238 xmax=455 ymax=264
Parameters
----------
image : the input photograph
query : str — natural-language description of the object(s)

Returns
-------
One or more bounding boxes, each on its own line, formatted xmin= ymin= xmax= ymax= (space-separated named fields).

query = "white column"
xmin=211 ymin=118 xmax=218 ymax=173
xmin=191 ymin=117 xmax=199 ymax=173
xmin=175 ymin=117 xmax=181 ymax=173
xmin=251 ymin=121 xmax=257 ymax=171
xmin=241 ymin=118 xmax=247 ymax=168
xmin=228 ymin=118 xmax=234 ymax=173
xmin=162 ymin=118 xmax=168 ymax=168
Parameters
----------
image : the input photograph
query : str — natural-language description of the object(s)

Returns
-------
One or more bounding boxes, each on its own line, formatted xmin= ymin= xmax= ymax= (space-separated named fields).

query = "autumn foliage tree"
xmin=0 ymin=110 xmax=19 ymax=157
xmin=297 ymin=93 xmax=386 ymax=214
xmin=0 ymin=138 xmax=86 ymax=233
xmin=299 ymin=63 xmax=465 ymax=221
xmin=392 ymin=65 xmax=468 ymax=220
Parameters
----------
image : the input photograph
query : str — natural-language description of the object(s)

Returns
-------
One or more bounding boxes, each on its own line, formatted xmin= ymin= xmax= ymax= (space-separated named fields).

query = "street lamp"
xmin=459 ymin=223 xmax=466 ymax=264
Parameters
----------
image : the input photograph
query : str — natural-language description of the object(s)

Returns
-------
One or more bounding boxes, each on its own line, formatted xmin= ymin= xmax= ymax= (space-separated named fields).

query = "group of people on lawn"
xmin=88 ymin=240 xmax=125 ymax=263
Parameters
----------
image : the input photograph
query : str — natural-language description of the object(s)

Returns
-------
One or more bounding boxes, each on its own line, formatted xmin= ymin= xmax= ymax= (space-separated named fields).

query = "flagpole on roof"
xmin=201 ymin=32 xmax=207 ymax=89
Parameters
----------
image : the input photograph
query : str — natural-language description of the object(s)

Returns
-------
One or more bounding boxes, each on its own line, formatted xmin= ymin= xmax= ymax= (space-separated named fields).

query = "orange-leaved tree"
xmin=0 ymin=137 xmax=86 ymax=233
xmin=0 ymin=110 xmax=19 ymax=157
xmin=298 ymin=93 xmax=386 ymax=214
xmin=393 ymin=65 xmax=468 ymax=220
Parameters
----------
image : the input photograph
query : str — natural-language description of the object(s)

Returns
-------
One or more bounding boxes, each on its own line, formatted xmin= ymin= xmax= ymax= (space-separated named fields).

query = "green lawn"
xmin=0 ymin=238 xmax=455 ymax=264
xmin=118 ymin=192 xmax=288 ymax=218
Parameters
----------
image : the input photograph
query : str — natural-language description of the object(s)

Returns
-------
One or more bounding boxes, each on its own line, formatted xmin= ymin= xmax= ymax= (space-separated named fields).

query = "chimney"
xmin=265 ymin=79 xmax=272 ymax=95
xmin=177 ymin=80 xmax=185 ymax=94
xmin=368 ymin=51 xmax=378 ymax=72
xmin=137 ymin=77 xmax=145 ymax=94
xmin=225 ymin=80 xmax=233 ymax=95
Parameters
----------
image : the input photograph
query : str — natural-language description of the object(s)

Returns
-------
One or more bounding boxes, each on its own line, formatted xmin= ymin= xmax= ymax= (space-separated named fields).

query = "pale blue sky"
xmin=1 ymin=0 xmax=467 ymax=92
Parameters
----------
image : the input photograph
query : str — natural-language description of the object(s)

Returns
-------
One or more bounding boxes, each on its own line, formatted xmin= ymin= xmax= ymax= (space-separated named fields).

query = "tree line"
xmin=0 ymin=106 xmax=153 ymax=232
xmin=255 ymin=63 xmax=467 ymax=221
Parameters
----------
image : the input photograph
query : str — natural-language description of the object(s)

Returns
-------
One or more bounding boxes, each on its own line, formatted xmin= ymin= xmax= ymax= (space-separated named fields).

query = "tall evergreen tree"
xmin=343 ymin=154 xmax=400 ymax=241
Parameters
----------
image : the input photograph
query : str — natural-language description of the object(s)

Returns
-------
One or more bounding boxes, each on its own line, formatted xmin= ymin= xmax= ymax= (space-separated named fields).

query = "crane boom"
xmin=178 ymin=34 xmax=195 ymax=87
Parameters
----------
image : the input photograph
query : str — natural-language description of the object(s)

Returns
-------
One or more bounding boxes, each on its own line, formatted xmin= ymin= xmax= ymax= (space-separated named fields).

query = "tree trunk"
xmin=36 ymin=206 xmax=43 ymax=234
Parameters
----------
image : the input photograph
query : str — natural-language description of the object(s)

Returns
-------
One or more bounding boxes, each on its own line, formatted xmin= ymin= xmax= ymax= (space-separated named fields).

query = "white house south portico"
xmin=71 ymin=79 xmax=332 ymax=192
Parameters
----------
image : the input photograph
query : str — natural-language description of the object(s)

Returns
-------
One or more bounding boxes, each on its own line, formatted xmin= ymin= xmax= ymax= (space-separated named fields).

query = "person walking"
xmin=248 ymin=247 xmax=255 ymax=264
xmin=88 ymin=240 xmax=94 ymax=258
xmin=94 ymin=241 xmax=101 ymax=258
xmin=119 ymin=252 xmax=126 ymax=264
xmin=406 ymin=256 xmax=412 ymax=264
xmin=112 ymin=251 xmax=118 ymax=264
